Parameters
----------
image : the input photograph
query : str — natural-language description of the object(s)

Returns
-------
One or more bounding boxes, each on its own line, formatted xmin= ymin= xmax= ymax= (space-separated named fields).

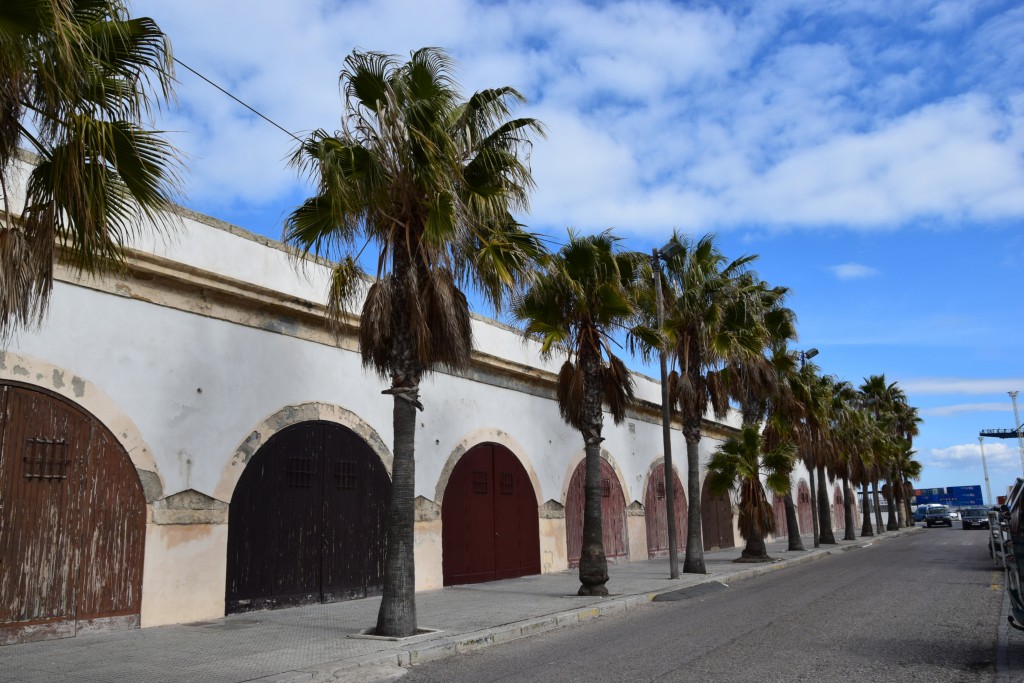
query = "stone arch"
xmin=215 ymin=401 xmax=392 ymax=503
xmin=560 ymin=447 xmax=630 ymax=507
xmin=797 ymin=479 xmax=813 ymax=535
xmin=563 ymin=449 xmax=630 ymax=566
xmin=642 ymin=457 xmax=687 ymax=558
xmin=434 ymin=429 xmax=541 ymax=508
xmin=0 ymin=350 xmax=162 ymax=501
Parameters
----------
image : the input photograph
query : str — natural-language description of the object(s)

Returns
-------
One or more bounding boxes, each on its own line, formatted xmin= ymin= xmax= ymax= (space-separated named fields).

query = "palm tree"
xmin=859 ymin=375 xmax=908 ymax=532
xmin=659 ymin=233 xmax=768 ymax=574
xmin=1 ymin=0 xmax=182 ymax=337
xmin=706 ymin=424 xmax=796 ymax=562
xmin=807 ymin=371 xmax=838 ymax=545
xmin=515 ymin=230 xmax=646 ymax=596
xmin=761 ymin=346 xmax=807 ymax=551
xmin=285 ymin=48 xmax=546 ymax=636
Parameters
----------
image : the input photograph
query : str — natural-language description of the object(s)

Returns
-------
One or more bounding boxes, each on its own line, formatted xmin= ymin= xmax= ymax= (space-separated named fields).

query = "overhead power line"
xmin=173 ymin=57 xmax=302 ymax=143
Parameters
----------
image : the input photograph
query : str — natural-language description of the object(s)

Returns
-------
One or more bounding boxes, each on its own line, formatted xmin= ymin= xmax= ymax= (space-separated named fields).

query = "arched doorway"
xmin=226 ymin=421 xmax=390 ymax=613
xmin=566 ymin=457 xmax=629 ymax=567
xmin=442 ymin=443 xmax=540 ymax=585
xmin=834 ymin=486 xmax=846 ymax=532
xmin=644 ymin=463 xmax=687 ymax=558
xmin=797 ymin=480 xmax=813 ymax=536
xmin=0 ymin=383 xmax=145 ymax=644
xmin=701 ymin=477 xmax=734 ymax=551
xmin=773 ymin=493 xmax=788 ymax=539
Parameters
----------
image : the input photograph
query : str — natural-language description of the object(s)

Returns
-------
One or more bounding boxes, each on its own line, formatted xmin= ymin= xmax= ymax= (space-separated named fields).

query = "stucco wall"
xmin=2 ymin=191 xmax=819 ymax=628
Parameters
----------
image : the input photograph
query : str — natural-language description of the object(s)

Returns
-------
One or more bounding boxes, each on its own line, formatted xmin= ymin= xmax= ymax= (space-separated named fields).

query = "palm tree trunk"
xmin=816 ymin=464 xmax=836 ymax=544
xmin=891 ymin=470 xmax=905 ymax=528
xmin=740 ymin=528 xmax=769 ymax=561
xmin=842 ymin=474 xmax=856 ymax=541
xmin=872 ymin=481 xmax=884 ymax=533
xmin=885 ymin=475 xmax=899 ymax=531
xmin=683 ymin=418 xmax=706 ymax=574
xmin=577 ymin=349 xmax=609 ymax=596
xmin=903 ymin=482 xmax=915 ymax=527
xmin=860 ymin=481 xmax=874 ymax=537
xmin=783 ymin=491 xmax=804 ymax=551
xmin=807 ymin=457 xmax=820 ymax=547
xmin=375 ymin=381 xmax=419 ymax=637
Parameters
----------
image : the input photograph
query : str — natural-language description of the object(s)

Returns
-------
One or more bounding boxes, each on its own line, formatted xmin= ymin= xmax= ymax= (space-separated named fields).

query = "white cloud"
xmin=926 ymin=441 xmax=1021 ymax=472
xmin=901 ymin=378 xmax=1024 ymax=395
xmin=830 ymin=263 xmax=879 ymax=280
xmin=920 ymin=402 xmax=1013 ymax=417
xmin=128 ymin=1 xmax=1024 ymax=236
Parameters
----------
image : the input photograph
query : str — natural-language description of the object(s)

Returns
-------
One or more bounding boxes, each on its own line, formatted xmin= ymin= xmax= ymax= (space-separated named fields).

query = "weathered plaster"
xmin=214 ymin=402 xmax=393 ymax=504
xmin=140 ymin=523 xmax=227 ymax=627
xmin=626 ymin=501 xmax=649 ymax=561
xmin=152 ymin=489 xmax=229 ymax=525
xmin=414 ymin=518 xmax=443 ymax=592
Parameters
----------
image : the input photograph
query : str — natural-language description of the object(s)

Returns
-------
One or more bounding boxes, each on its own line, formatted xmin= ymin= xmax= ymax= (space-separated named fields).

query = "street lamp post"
xmin=979 ymin=436 xmax=993 ymax=506
xmin=798 ymin=348 xmax=820 ymax=547
xmin=1010 ymin=391 xmax=1024 ymax=477
xmin=652 ymin=241 xmax=683 ymax=579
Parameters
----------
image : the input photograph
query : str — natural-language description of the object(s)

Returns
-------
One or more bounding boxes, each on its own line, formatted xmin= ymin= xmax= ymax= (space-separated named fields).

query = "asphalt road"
xmin=398 ymin=527 xmax=1005 ymax=682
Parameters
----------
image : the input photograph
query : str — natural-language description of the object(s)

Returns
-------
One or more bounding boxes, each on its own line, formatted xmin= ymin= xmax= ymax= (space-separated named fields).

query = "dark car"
xmin=924 ymin=505 xmax=953 ymax=527
xmin=962 ymin=507 xmax=990 ymax=529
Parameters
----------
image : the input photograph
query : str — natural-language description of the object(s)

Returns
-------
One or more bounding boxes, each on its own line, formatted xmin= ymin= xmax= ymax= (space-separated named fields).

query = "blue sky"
xmin=130 ymin=0 xmax=1024 ymax=497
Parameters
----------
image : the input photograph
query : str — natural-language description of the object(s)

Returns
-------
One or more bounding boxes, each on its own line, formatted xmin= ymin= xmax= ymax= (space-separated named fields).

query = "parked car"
xmin=961 ymin=507 xmax=990 ymax=529
xmin=949 ymin=509 xmax=962 ymax=521
xmin=998 ymin=479 xmax=1024 ymax=631
xmin=913 ymin=505 xmax=929 ymax=523
xmin=924 ymin=505 xmax=953 ymax=527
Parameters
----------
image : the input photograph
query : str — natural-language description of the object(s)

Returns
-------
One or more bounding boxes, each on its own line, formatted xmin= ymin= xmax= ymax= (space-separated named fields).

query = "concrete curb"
xmin=309 ymin=527 xmax=923 ymax=681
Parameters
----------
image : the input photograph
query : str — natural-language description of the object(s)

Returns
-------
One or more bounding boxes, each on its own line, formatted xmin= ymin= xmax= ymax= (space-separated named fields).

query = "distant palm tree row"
xmin=0 ymin=8 xmax=921 ymax=639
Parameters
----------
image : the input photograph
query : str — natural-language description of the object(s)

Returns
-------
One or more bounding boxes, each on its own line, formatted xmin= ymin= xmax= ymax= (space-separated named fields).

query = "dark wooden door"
xmin=701 ymin=478 xmax=734 ymax=551
xmin=0 ymin=384 xmax=144 ymax=644
xmin=773 ymin=493 xmax=788 ymax=539
xmin=566 ymin=458 xmax=629 ymax=568
xmin=226 ymin=422 xmax=389 ymax=613
xmin=442 ymin=444 xmax=539 ymax=586
xmin=797 ymin=480 xmax=813 ymax=535
xmin=644 ymin=463 xmax=687 ymax=558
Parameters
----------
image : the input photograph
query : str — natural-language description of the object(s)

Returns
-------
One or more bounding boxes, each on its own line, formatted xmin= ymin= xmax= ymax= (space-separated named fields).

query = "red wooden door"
xmin=773 ymin=493 xmax=788 ymax=539
xmin=797 ymin=480 xmax=813 ymax=535
xmin=701 ymin=477 xmax=734 ymax=551
xmin=566 ymin=458 xmax=629 ymax=567
xmin=644 ymin=463 xmax=687 ymax=558
xmin=442 ymin=444 xmax=539 ymax=585
xmin=833 ymin=487 xmax=845 ymax=532
xmin=226 ymin=422 xmax=390 ymax=613
xmin=0 ymin=384 xmax=144 ymax=644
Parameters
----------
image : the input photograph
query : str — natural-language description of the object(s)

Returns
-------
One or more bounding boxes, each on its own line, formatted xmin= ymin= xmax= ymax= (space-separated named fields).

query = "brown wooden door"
xmin=701 ymin=477 xmax=734 ymax=551
xmin=442 ymin=444 xmax=539 ymax=586
xmin=833 ymin=487 xmax=845 ymax=532
xmin=797 ymin=480 xmax=813 ymax=535
xmin=566 ymin=458 xmax=629 ymax=567
xmin=644 ymin=463 xmax=687 ymax=558
xmin=0 ymin=384 xmax=145 ymax=644
xmin=773 ymin=493 xmax=788 ymax=539
xmin=226 ymin=422 xmax=390 ymax=613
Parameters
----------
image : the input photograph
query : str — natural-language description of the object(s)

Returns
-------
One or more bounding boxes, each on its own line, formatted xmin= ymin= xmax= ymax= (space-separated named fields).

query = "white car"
xmin=949 ymin=509 xmax=962 ymax=521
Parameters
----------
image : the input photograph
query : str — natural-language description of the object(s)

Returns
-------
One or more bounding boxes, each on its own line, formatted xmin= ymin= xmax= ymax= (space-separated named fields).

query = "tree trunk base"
xmin=733 ymin=554 xmax=774 ymax=563
xmin=577 ymin=584 xmax=610 ymax=597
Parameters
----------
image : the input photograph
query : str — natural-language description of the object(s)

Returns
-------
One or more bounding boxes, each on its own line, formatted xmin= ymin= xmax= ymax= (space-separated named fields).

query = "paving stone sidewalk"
xmin=1 ymin=529 xmax=922 ymax=683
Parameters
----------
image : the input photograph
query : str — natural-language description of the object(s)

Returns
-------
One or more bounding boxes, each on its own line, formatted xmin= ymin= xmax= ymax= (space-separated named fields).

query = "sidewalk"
xmin=2 ymin=529 xmax=921 ymax=683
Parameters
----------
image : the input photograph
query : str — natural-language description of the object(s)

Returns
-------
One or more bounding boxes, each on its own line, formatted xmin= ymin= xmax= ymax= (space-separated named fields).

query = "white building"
xmin=1 ymin=176 xmax=831 ymax=644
